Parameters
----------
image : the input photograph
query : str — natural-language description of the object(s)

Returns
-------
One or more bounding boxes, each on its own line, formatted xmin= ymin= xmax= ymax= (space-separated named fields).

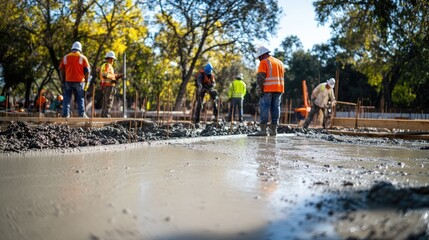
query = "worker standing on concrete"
xmin=194 ymin=63 xmax=219 ymax=126
xmin=59 ymin=41 xmax=90 ymax=118
xmin=35 ymin=89 xmax=47 ymax=113
xmin=248 ymin=46 xmax=285 ymax=136
xmin=303 ymin=78 xmax=337 ymax=129
xmin=227 ymin=73 xmax=247 ymax=122
xmin=100 ymin=51 xmax=123 ymax=118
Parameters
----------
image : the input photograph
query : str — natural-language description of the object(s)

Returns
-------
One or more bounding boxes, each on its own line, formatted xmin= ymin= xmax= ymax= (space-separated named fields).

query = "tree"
xmin=274 ymin=35 xmax=303 ymax=65
xmin=1 ymin=0 xmax=148 ymax=109
xmin=154 ymin=0 xmax=281 ymax=110
xmin=314 ymin=0 xmax=429 ymax=111
xmin=0 ymin=0 xmax=38 ymax=106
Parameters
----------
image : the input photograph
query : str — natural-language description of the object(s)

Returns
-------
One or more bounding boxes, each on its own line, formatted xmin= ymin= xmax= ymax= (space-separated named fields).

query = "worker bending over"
xmin=303 ymin=78 xmax=337 ymax=129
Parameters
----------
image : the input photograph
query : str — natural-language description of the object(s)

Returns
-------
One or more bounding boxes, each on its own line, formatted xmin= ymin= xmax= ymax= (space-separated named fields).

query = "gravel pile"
xmin=1 ymin=121 xmax=427 ymax=154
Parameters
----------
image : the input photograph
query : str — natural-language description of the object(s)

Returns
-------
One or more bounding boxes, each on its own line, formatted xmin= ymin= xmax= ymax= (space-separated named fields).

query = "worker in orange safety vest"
xmin=59 ymin=41 xmax=90 ymax=118
xmin=99 ymin=51 xmax=123 ymax=118
xmin=194 ymin=63 xmax=218 ymax=126
xmin=248 ymin=46 xmax=285 ymax=137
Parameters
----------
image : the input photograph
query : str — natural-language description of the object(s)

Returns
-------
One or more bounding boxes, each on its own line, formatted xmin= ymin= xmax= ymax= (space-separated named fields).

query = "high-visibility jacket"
xmin=100 ymin=62 xmax=117 ymax=87
xmin=59 ymin=51 xmax=90 ymax=82
xmin=35 ymin=95 xmax=46 ymax=107
xmin=312 ymin=83 xmax=335 ymax=108
xmin=257 ymin=56 xmax=285 ymax=93
xmin=228 ymin=79 xmax=247 ymax=99
xmin=196 ymin=69 xmax=215 ymax=87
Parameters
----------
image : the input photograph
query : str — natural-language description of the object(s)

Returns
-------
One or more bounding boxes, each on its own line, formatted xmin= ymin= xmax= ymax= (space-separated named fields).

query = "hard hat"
xmin=327 ymin=78 xmax=335 ymax=88
xmin=236 ymin=73 xmax=243 ymax=80
xmin=105 ymin=51 xmax=117 ymax=60
xmin=57 ymin=95 xmax=63 ymax=101
xmin=204 ymin=63 xmax=213 ymax=74
xmin=71 ymin=41 xmax=82 ymax=52
xmin=256 ymin=46 xmax=270 ymax=58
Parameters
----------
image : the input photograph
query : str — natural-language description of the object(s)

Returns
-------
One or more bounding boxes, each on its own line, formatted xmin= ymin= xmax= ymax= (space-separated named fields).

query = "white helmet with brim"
xmin=255 ymin=46 xmax=270 ymax=58
xmin=327 ymin=78 xmax=335 ymax=88
xmin=105 ymin=51 xmax=117 ymax=60
xmin=71 ymin=41 xmax=82 ymax=52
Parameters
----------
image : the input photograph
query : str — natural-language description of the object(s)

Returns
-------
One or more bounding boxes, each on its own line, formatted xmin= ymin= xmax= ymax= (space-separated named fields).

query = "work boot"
xmin=248 ymin=124 xmax=268 ymax=137
xmin=269 ymin=124 xmax=277 ymax=136
xmin=303 ymin=121 xmax=309 ymax=129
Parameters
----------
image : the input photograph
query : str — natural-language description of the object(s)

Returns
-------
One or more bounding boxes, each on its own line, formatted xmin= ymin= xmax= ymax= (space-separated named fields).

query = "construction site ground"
xmin=0 ymin=119 xmax=428 ymax=240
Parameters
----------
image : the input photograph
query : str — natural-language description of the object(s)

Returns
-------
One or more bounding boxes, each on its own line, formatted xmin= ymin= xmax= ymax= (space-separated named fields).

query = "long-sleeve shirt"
xmin=100 ymin=62 xmax=117 ymax=87
xmin=312 ymin=83 xmax=335 ymax=108
xmin=228 ymin=79 xmax=247 ymax=99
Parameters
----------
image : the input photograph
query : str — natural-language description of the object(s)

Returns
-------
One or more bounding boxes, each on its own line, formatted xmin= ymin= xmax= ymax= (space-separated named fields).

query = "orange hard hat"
xmin=57 ymin=95 xmax=63 ymax=101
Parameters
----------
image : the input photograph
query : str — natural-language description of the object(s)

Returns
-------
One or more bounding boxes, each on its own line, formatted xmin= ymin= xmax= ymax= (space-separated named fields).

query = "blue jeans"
xmin=259 ymin=92 xmax=282 ymax=124
xmin=228 ymin=98 xmax=243 ymax=121
xmin=62 ymin=82 xmax=86 ymax=117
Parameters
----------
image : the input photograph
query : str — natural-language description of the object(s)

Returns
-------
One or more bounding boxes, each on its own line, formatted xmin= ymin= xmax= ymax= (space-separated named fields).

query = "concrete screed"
xmin=0 ymin=134 xmax=428 ymax=240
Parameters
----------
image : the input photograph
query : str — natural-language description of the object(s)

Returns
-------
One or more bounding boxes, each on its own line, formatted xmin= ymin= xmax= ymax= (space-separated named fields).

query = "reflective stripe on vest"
xmin=262 ymin=57 xmax=284 ymax=92
xmin=63 ymin=54 xmax=84 ymax=65
xmin=100 ymin=63 xmax=116 ymax=87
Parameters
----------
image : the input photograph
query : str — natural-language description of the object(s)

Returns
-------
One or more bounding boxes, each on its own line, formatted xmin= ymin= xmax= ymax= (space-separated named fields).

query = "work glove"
xmin=84 ymin=82 xmax=90 ymax=91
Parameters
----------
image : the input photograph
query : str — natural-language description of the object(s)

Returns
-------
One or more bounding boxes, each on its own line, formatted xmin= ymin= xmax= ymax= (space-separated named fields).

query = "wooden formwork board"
xmin=332 ymin=117 xmax=429 ymax=131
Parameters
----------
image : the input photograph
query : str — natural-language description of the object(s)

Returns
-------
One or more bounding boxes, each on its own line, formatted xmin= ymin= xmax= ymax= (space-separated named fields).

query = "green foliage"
xmin=314 ymin=0 xmax=429 ymax=110
xmin=392 ymin=82 xmax=416 ymax=108
xmin=3 ymin=0 xmax=428 ymax=114
xmin=154 ymin=0 xmax=282 ymax=110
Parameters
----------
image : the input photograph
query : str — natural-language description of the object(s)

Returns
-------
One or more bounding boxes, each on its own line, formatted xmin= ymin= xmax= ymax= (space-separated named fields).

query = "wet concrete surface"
xmin=1 ymin=130 xmax=429 ymax=240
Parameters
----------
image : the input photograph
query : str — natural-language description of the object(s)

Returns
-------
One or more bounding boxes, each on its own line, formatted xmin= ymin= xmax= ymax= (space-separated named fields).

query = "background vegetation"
xmin=1 ymin=0 xmax=428 ymax=114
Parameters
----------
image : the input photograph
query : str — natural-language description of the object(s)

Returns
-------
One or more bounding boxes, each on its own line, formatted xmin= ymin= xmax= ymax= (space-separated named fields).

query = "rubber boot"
xmin=303 ymin=121 xmax=309 ymax=129
xmin=270 ymin=124 xmax=277 ymax=136
xmin=248 ymin=124 xmax=268 ymax=137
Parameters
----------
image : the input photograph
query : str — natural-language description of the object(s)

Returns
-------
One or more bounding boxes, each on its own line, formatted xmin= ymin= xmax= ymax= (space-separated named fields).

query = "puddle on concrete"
xmin=0 ymin=135 xmax=428 ymax=240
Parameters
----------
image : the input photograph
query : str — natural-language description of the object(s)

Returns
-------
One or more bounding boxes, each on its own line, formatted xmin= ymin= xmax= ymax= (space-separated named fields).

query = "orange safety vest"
xmin=258 ymin=56 xmax=285 ymax=93
xmin=99 ymin=62 xmax=117 ymax=87
xmin=198 ymin=69 xmax=215 ymax=86
xmin=35 ymin=95 xmax=46 ymax=107
xmin=59 ymin=52 xmax=90 ymax=83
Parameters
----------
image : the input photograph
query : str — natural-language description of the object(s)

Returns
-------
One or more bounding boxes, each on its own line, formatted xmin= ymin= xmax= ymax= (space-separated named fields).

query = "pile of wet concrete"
xmin=0 ymin=121 xmax=262 ymax=153
xmin=0 ymin=120 xmax=427 ymax=154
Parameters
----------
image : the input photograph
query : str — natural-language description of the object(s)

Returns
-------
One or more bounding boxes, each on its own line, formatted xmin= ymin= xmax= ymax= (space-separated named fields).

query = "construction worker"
xmin=52 ymin=94 xmax=63 ymax=117
xmin=303 ymin=78 xmax=337 ymax=129
xmin=248 ymin=46 xmax=285 ymax=136
xmin=35 ymin=89 xmax=47 ymax=113
xmin=59 ymin=41 xmax=90 ymax=118
xmin=194 ymin=63 xmax=218 ymax=125
xmin=227 ymin=73 xmax=247 ymax=122
xmin=100 ymin=51 xmax=123 ymax=118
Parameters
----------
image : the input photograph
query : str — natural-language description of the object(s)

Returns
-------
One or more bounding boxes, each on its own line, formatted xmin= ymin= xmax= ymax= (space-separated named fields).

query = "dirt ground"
xmin=0 ymin=121 xmax=428 ymax=240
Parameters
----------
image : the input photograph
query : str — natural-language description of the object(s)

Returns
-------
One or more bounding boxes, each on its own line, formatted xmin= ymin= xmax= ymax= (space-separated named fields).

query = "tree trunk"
xmin=174 ymin=73 xmax=191 ymax=111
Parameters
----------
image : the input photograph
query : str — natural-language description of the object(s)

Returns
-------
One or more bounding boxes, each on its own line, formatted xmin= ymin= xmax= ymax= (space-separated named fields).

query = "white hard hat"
xmin=105 ymin=51 xmax=117 ymax=59
xmin=71 ymin=41 xmax=82 ymax=52
xmin=327 ymin=78 xmax=335 ymax=88
xmin=256 ymin=46 xmax=270 ymax=58
xmin=236 ymin=73 xmax=243 ymax=80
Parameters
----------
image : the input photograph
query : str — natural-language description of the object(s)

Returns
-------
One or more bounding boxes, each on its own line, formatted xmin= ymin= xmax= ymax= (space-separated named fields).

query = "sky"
xmin=260 ymin=0 xmax=332 ymax=51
